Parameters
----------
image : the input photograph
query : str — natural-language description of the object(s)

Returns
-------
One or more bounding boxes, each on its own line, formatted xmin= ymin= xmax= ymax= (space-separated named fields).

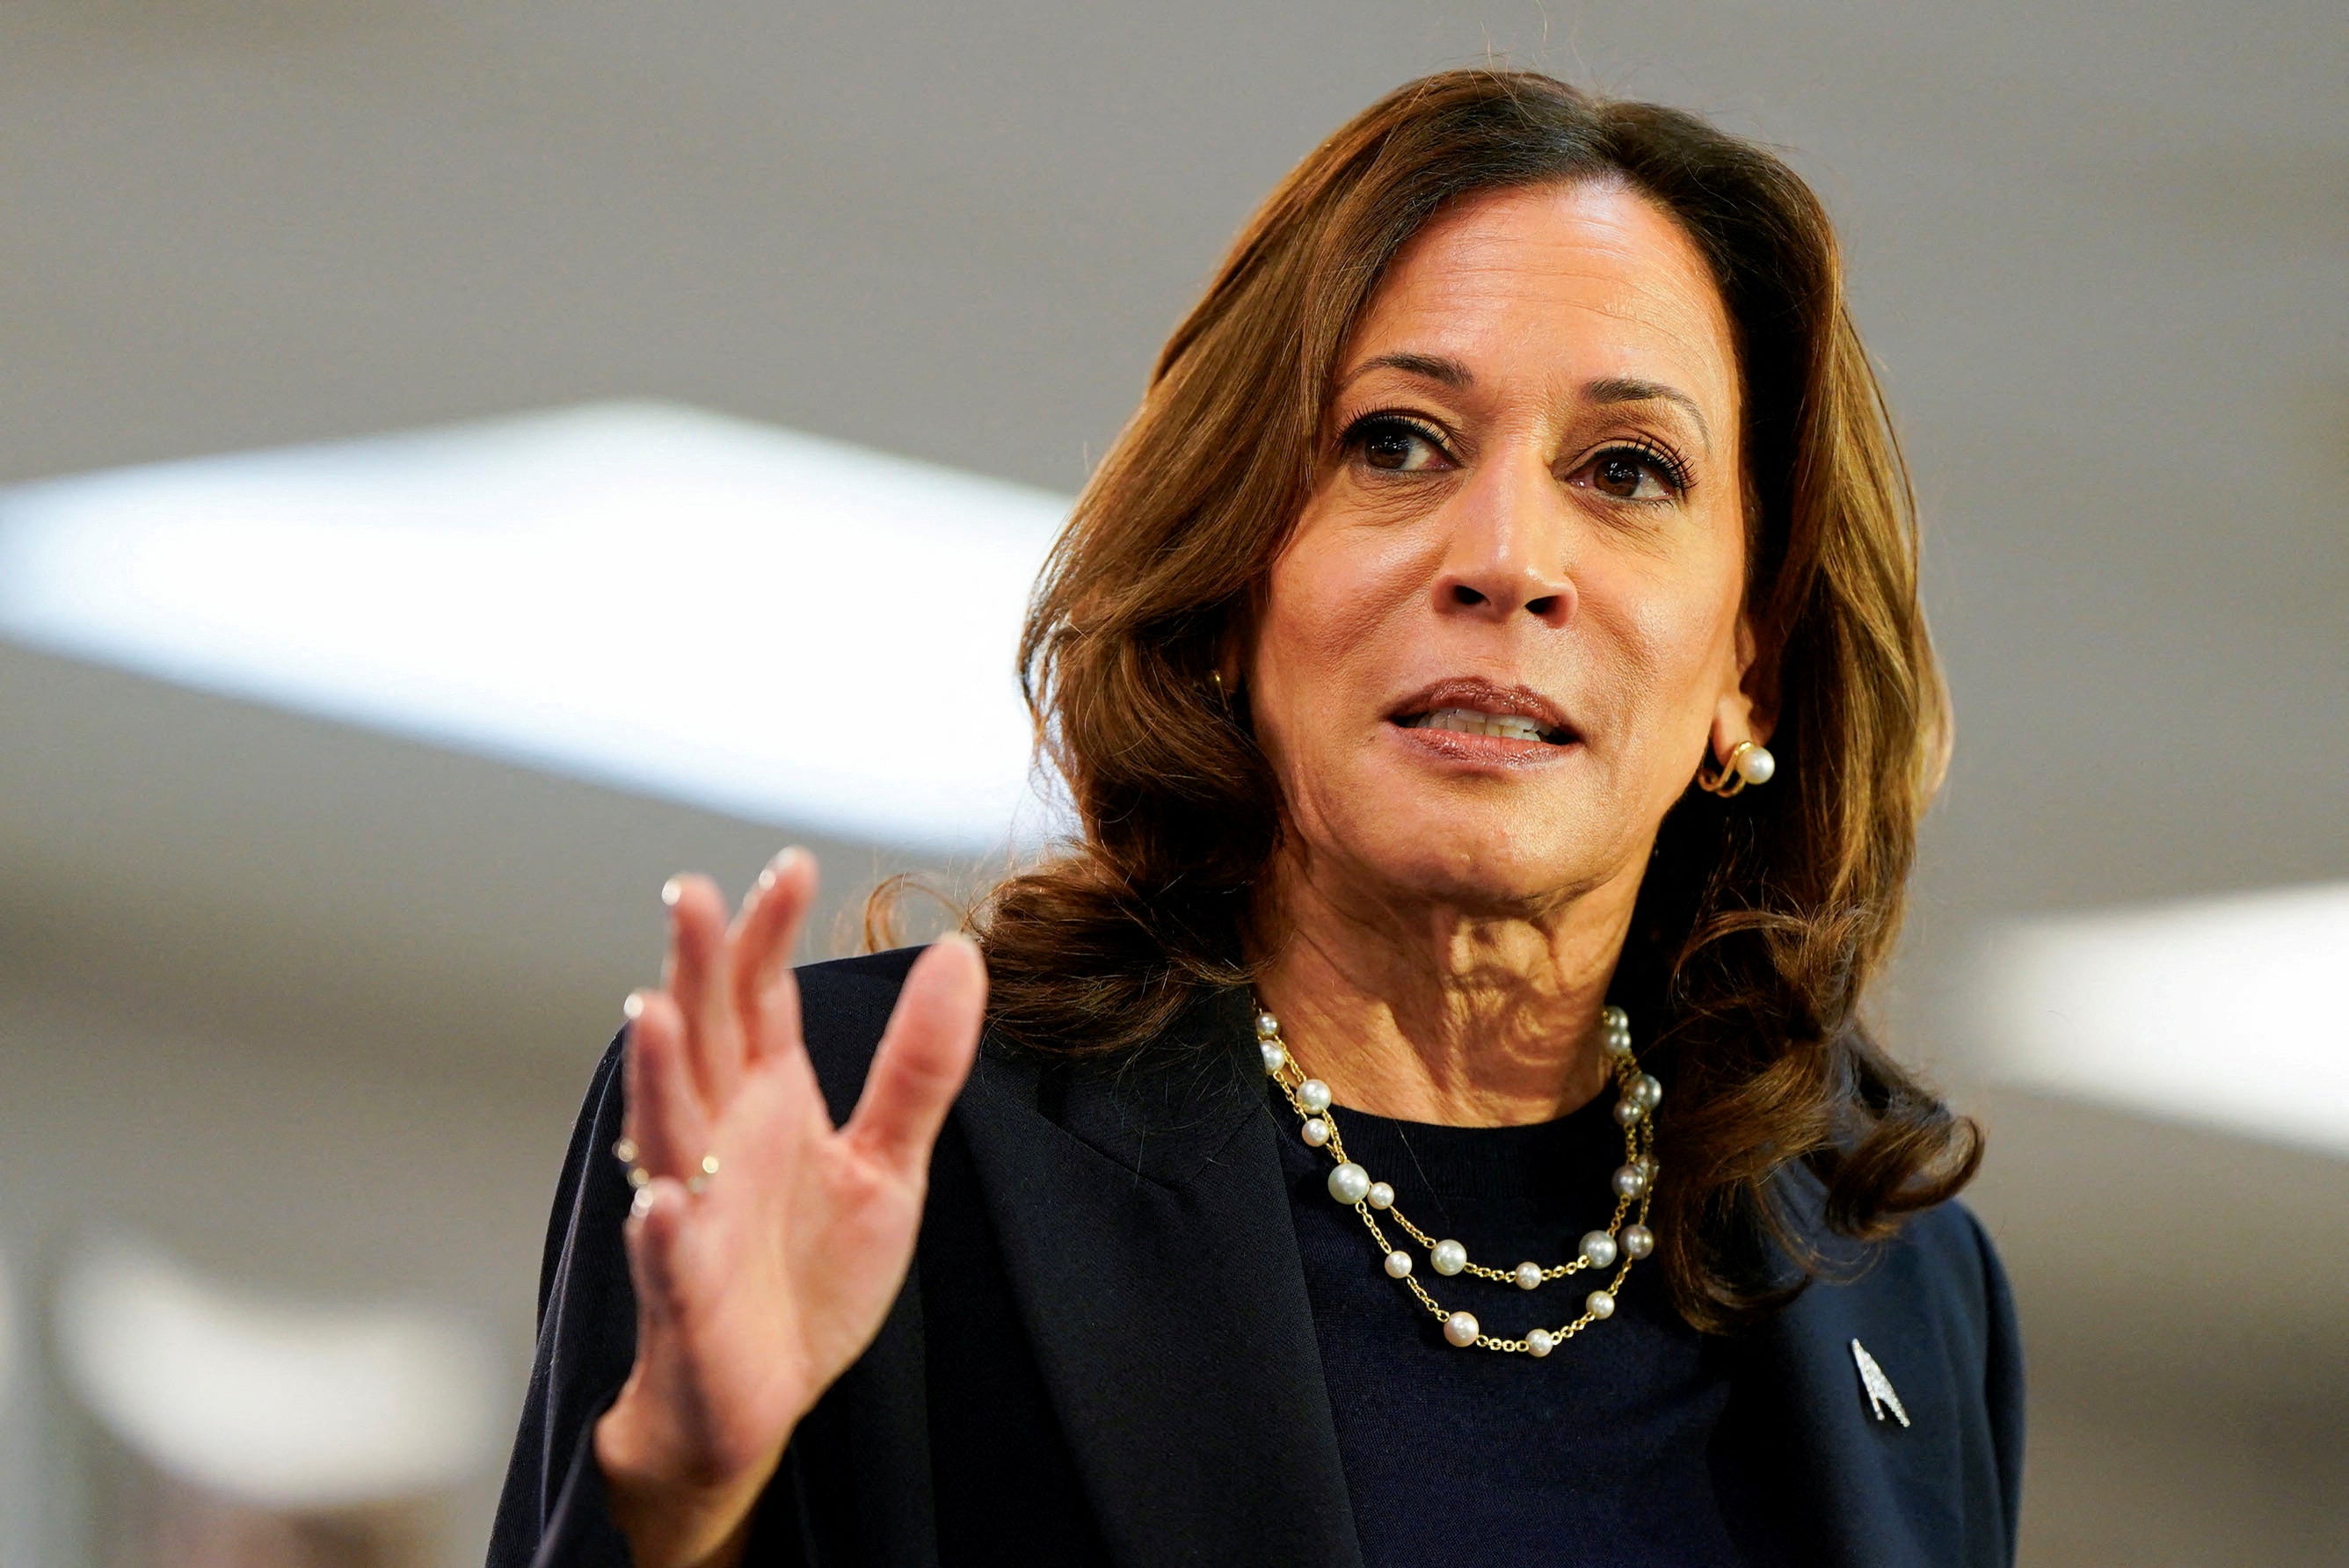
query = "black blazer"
xmin=491 ymin=948 xmax=2024 ymax=1567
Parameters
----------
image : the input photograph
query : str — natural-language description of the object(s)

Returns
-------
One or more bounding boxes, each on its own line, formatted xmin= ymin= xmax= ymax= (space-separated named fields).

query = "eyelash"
xmin=1339 ymin=410 xmax=1453 ymax=467
xmin=1337 ymin=411 xmax=1696 ymax=498
xmin=1592 ymin=436 xmax=1696 ymax=497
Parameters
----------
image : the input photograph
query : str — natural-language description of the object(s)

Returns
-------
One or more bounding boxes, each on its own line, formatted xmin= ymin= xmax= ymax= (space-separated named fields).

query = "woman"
xmin=491 ymin=69 xmax=2020 ymax=1568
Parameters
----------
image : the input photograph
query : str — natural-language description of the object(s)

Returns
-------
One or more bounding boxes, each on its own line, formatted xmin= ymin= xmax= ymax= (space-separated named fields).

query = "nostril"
xmin=1451 ymin=584 xmax=1487 ymax=606
xmin=1525 ymin=595 xmax=1560 ymax=616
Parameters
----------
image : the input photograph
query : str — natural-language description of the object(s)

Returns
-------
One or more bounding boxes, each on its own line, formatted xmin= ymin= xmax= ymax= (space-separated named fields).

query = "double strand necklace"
xmin=1256 ymin=1003 xmax=1660 ymax=1356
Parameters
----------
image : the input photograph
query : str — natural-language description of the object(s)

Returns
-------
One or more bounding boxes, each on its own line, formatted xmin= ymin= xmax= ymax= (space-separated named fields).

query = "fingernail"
xmin=660 ymin=876 xmax=685 ymax=908
xmin=757 ymin=846 xmax=804 ymax=891
xmin=622 ymin=992 xmax=646 ymax=1021
xmin=630 ymin=1186 xmax=655 ymax=1220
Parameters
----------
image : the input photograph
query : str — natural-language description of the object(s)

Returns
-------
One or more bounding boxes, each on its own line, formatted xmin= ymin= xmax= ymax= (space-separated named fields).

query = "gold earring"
xmin=1698 ymin=739 xmax=1777 ymax=798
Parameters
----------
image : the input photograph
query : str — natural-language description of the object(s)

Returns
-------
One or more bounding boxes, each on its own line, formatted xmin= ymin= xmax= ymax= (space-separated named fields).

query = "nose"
xmin=1431 ymin=453 xmax=1575 ymax=628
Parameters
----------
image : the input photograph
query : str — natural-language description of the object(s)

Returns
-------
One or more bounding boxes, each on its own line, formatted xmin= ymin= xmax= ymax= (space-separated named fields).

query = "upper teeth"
xmin=1410 ymin=707 xmax=1551 ymax=743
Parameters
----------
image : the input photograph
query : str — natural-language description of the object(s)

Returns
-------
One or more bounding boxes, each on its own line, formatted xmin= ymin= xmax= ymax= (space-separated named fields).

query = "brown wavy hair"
xmin=970 ymin=68 xmax=1979 ymax=1327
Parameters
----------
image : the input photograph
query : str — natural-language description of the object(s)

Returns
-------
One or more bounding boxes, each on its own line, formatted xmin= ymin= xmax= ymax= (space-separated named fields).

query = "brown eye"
xmin=1350 ymin=415 xmax=1448 ymax=473
xmin=1573 ymin=444 xmax=1688 ymax=502
xmin=1594 ymin=453 xmax=1648 ymax=497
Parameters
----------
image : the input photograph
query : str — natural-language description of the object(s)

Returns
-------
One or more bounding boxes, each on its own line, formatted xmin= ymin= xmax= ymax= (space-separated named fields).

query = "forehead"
xmin=1344 ymin=180 xmax=1739 ymax=414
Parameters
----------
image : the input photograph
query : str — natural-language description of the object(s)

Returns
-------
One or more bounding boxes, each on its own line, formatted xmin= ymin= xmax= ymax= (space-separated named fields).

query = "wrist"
xmin=593 ymin=1403 xmax=778 ymax=1568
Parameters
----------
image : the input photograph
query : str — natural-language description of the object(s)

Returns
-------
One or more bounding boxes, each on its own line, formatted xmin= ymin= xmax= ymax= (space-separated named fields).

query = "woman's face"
xmin=1248 ymin=179 xmax=1758 ymax=917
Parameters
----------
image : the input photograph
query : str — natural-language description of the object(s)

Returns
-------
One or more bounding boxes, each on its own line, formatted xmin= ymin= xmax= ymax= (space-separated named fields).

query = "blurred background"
xmin=1 ymin=3 xmax=2343 ymax=1564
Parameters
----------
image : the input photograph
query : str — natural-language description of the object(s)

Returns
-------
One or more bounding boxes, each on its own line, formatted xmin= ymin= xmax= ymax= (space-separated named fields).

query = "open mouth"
xmin=1396 ymin=706 xmax=1576 ymax=745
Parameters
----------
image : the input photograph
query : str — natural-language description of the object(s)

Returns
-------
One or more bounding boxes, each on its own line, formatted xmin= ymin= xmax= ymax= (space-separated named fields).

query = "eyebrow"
xmin=1336 ymin=358 xmax=1713 ymax=449
xmin=1339 ymin=351 xmax=1473 ymax=389
xmin=1583 ymin=376 xmax=1713 ymax=448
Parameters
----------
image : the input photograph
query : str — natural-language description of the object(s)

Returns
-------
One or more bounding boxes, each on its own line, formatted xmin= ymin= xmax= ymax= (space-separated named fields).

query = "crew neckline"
xmin=1273 ymin=1079 xmax=1626 ymax=1209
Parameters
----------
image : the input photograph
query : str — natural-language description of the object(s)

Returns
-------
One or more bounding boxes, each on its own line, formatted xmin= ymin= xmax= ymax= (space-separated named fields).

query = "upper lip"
xmin=1388 ymin=677 xmax=1578 ymax=740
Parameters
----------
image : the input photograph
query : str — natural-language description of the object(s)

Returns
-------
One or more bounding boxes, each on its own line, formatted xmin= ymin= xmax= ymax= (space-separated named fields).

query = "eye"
xmin=1569 ymin=442 xmax=1691 ymax=503
xmin=1344 ymin=413 xmax=1452 ymax=474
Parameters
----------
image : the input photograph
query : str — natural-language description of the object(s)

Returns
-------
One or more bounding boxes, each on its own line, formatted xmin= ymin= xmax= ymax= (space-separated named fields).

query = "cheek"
xmin=1254 ymin=510 xmax=1431 ymax=717
xmin=1603 ymin=566 xmax=1744 ymax=752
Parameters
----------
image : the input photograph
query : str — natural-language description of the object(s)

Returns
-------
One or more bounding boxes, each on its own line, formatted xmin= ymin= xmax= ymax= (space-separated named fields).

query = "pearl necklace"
xmin=1256 ymin=1004 xmax=1660 ymax=1356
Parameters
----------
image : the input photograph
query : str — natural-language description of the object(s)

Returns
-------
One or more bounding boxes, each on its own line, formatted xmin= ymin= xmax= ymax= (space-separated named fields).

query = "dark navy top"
xmin=1277 ymin=1085 xmax=1771 ymax=1566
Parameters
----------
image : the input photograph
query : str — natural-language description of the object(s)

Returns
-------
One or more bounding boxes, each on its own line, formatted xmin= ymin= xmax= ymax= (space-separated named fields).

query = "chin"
xmin=1341 ymin=794 xmax=1611 ymax=914
xmin=1389 ymin=853 xmax=1591 ymax=913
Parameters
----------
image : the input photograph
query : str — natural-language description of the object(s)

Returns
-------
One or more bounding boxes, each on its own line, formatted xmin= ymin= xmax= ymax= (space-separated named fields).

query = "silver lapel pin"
xmin=1851 ymin=1339 xmax=1911 ymax=1428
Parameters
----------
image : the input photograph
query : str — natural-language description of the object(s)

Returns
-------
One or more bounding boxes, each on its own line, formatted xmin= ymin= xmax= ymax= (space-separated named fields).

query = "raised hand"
xmin=592 ymin=850 xmax=985 ymax=1568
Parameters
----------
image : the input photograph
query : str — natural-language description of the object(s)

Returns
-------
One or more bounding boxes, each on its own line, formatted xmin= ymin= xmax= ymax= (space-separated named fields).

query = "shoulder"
xmin=1784 ymin=1191 xmax=2024 ymax=1434
xmin=1890 ymin=1199 xmax=2013 ymax=1327
xmin=794 ymin=947 xmax=922 ymax=1122
xmin=1771 ymin=1163 xmax=2011 ymax=1333
xmin=1884 ymin=1198 xmax=2024 ymax=1419
xmin=1732 ymin=1194 xmax=2025 ymax=1562
xmin=1766 ymin=1174 xmax=2024 ymax=1416
xmin=1884 ymin=1201 xmax=2018 ymax=1401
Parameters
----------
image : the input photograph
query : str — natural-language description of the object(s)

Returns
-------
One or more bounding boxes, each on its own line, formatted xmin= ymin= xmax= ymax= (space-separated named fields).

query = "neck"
xmin=1249 ymin=853 xmax=1642 ymax=1127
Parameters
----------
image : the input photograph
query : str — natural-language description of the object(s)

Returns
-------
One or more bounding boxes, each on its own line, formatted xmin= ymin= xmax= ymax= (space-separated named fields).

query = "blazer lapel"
xmin=1720 ymin=1177 xmax=1953 ymax=1568
xmin=1729 ymin=1294 xmax=1923 ymax=1568
xmin=954 ymin=990 xmax=1364 ymax=1568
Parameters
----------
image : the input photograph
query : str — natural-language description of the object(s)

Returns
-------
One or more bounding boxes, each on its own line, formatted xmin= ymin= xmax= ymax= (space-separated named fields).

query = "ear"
xmin=1707 ymin=613 xmax=1775 ymax=759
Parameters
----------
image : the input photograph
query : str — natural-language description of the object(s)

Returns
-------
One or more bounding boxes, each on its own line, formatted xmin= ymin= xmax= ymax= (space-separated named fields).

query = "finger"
xmin=842 ymin=935 xmax=986 ymax=1175
xmin=731 ymin=847 xmax=816 ymax=1065
xmin=622 ymin=990 xmax=711 ymax=1183
xmin=662 ymin=874 xmax=740 ymax=1110
xmin=620 ymin=1174 xmax=695 ymax=1325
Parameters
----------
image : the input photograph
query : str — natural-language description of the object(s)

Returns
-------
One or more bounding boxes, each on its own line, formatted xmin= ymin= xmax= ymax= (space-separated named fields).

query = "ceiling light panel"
xmin=0 ymin=403 xmax=1070 ymax=855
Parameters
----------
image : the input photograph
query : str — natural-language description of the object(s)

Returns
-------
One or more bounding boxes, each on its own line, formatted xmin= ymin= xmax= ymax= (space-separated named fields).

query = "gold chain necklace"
xmin=1255 ymin=1003 xmax=1659 ymax=1356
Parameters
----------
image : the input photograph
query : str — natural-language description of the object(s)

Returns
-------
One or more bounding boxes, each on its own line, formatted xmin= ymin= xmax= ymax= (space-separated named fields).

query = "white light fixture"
xmin=0 ymin=403 xmax=1071 ymax=855
xmin=1972 ymin=881 xmax=2349 ymax=1158
xmin=53 ymin=1238 xmax=500 ymax=1510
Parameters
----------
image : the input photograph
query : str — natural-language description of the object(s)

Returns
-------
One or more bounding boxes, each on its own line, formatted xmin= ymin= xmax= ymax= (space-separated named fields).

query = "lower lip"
xmin=1386 ymin=721 xmax=1577 ymax=767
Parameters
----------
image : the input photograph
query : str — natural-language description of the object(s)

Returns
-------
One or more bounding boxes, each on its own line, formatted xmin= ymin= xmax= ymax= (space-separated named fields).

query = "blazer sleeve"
xmin=487 ymin=1035 xmax=640 ymax=1568
xmin=1967 ymin=1206 xmax=2027 ymax=1563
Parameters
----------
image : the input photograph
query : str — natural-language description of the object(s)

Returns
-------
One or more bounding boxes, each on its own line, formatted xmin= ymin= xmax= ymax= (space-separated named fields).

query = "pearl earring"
xmin=1698 ymin=738 xmax=1775 ymax=798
